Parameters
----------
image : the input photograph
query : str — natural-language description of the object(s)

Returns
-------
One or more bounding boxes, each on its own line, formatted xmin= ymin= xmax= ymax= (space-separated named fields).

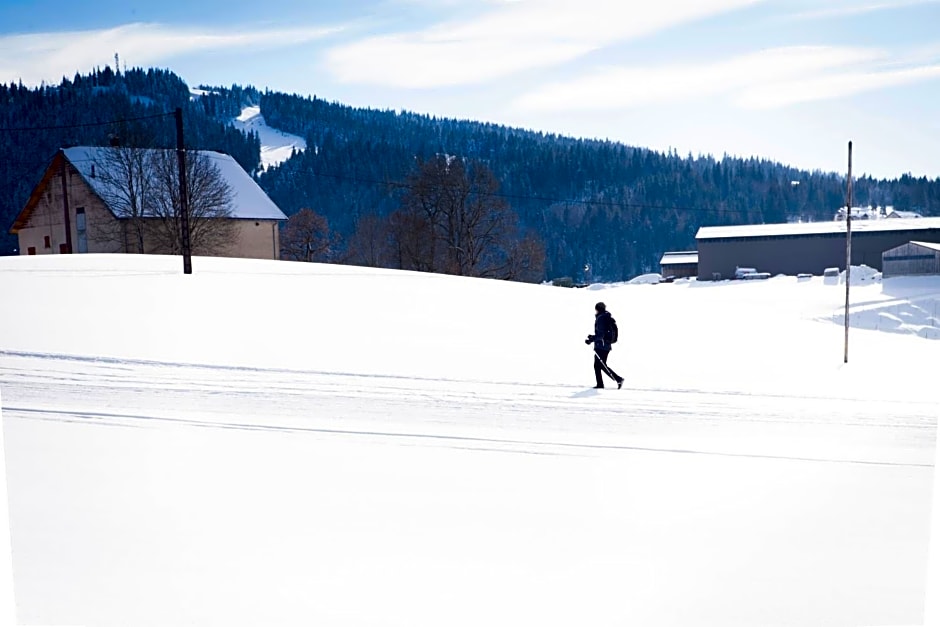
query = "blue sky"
xmin=1 ymin=0 xmax=939 ymax=178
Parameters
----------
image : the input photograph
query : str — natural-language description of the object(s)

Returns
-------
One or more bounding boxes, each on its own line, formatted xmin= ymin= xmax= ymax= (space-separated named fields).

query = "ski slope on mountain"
xmin=233 ymin=105 xmax=306 ymax=169
xmin=0 ymin=255 xmax=937 ymax=627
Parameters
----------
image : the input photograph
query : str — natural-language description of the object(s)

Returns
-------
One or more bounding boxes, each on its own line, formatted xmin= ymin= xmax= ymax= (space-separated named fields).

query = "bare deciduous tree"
xmin=392 ymin=155 xmax=546 ymax=281
xmin=343 ymin=213 xmax=392 ymax=267
xmin=92 ymin=145 xmax=154 ymax=253
xmin=146 ymin=150 xmax=235 ymax=255
xmin=280 ymin=208 xmax=335 ymax=262
xmin=501 ymin=232 xmax=547 ymax=283
xmin=94 ymin=147 xmax=236 ymax=256
xmin=387 ymin=207 xmax=434 ymax=272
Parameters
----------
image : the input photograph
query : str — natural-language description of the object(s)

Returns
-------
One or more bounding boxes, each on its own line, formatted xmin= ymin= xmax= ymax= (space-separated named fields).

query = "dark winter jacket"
xmin=593 ymin=310 xmax=615 ymax=351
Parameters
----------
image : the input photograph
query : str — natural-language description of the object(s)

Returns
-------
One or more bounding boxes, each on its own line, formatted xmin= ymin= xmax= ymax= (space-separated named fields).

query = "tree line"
xmin=282 ymin=155 xmax=546 ymax=282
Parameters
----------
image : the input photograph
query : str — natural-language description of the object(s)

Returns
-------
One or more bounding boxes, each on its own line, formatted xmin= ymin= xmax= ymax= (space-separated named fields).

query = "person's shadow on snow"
xmin=570 ymin=388 xmax=602 ymax=399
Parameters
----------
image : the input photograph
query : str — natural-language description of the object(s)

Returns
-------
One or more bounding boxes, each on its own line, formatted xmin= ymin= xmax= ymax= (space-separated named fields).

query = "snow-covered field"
xmin=0 ymin=254 xmax=937 ymax=627
xmin=233 ymin=105 xmax=307 ymax=170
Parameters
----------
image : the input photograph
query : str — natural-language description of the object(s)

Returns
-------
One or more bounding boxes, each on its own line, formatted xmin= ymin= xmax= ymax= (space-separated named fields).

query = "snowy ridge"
xmin=233 ymin=105 xmax=306 ymax=170
xmin=0 ymin=255 xmax=937 ymax=627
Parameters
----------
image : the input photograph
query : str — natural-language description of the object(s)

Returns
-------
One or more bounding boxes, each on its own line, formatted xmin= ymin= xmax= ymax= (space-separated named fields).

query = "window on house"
xmin=59 ymin=243 xmax=68 ymax=254
xmin=44 ymin=235 xmax=51 ymax=249
xmin=27 ymin=247 xmax=36 ymax=255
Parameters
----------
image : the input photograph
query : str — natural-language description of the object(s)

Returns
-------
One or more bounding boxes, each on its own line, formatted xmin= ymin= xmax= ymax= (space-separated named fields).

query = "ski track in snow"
xmin=2 ymin=350 xmax=934 ymax=468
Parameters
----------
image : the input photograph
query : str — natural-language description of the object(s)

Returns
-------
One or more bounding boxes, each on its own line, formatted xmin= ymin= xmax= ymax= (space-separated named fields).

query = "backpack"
xmin=607 ymin=316 xmax=619 ymax=344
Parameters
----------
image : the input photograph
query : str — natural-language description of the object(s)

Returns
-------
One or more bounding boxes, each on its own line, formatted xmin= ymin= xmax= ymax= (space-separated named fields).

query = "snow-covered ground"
xmin=233 ymin=105 xmax=306 ymax=170
xmin=0 ymin=254 xmax=937 ymax=627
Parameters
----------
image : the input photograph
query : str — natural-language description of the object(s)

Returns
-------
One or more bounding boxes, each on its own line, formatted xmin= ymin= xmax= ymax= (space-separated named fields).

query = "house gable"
xmin=12 ymin=155 xmax=123 ymax=255
xmin=9 ymin=152 xmax=65 ymax=235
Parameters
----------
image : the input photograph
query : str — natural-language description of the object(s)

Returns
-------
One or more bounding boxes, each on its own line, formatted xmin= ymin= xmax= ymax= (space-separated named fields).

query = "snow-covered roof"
xmin=836 ymin=206 xmax=883 ymax=219
xmin=696 ymin=217 xmax=940 ymax=240
xmin=62 ymin=146 xmax=287 ymax=221
xmin=660 ymin=251 xmax=698 ymax=265
xmin=910 ymin=241 xmax=940 ymax=252
xmin=887 ymin=210 xmax=923 ymax=219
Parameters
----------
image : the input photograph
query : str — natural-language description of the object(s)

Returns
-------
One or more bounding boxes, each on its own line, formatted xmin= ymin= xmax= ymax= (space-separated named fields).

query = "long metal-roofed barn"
xmin=695 ymin=218 xmax=940 ymax=280
xmin=882 ymin=241 xmax=940 ymax=277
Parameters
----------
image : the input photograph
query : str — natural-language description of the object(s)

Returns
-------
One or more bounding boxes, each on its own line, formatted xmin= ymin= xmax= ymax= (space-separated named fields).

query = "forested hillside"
xmin=3 ymin=67 xmax=939 ymax=280
xmin=256 ymin=93 xmax=940 ymax=280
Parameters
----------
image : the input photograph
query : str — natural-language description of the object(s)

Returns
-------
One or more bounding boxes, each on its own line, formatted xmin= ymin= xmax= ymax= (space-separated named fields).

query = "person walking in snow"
xmin=586 ymin=302 xmax=623 ymax=389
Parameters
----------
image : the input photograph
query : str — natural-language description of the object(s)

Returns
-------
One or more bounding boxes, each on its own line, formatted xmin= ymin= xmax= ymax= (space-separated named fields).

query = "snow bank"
xmin=842 ymin=264 xmax=882 ymax=285
xmin=627 ymin=273 xmax=663 ymax=285
xmin=826 ymin=275 xmax=940 ymax=340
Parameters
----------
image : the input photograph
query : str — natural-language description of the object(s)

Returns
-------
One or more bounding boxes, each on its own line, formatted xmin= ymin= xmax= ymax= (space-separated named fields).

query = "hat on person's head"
xmin=595 ymin=302 xmax=606 ymax=312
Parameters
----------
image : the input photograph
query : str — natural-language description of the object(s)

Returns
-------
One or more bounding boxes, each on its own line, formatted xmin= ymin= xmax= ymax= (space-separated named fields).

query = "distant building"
xmin=885 ymin=209 xmax=924 ymax=220
xmin=9 ymin=146 xmax=287 ymax=259
xmin=659 ymin=251 xmax=698 ymax=279
xmin=833 ymin=205 xmax=924 ymax=221
xmin=882 ymin=241 xmax=940 ymax=278
xmin=835 ymin=206 xmax=877 ymax=221
xmin=833 ymin=205 xmax=897 ymax=221
xmin=696 ymin=218 xmax=940 ymax=280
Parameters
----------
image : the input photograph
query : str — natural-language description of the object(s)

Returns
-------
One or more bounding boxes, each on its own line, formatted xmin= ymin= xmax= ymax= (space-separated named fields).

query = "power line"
xmin=299 ymin=169 xmax=784 ymax=217
xmin=0 ymin=112 xmax=173 ymax=133
xmin=0 ymin=136 xmax=818 ymax=219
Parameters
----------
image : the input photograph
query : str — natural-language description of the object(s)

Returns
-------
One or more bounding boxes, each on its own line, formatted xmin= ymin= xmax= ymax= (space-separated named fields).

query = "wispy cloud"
xmin=325 ymin=0 xmax=765 ymax=88
xmin=785 ymin=0 xmax=939 ymax=21
xmin=0 ymin=22 xmax=341 ymax=85
xmin=512 ymin=45 xmax=940 ymax=112
xmin=737 ymin=64 xmax=940 ymax=108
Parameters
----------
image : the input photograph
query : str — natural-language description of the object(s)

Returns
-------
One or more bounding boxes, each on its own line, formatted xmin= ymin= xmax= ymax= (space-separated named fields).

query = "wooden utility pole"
xmin=844 ymin=141 xmax=853 ymax=364
xmin=59 ymin=151 xmax=73 ymax=254
xmin=174 ymin=107 xmax=193 ymax=274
